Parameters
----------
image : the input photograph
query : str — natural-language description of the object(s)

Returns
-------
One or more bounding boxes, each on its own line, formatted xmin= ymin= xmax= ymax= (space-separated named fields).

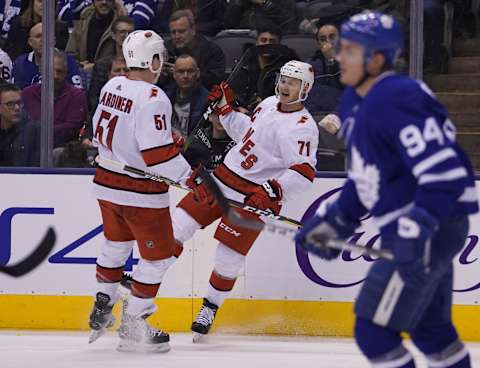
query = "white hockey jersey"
xmin=92 ymin=76 xmax=191 ymax=208
xmin=214 ymin=96 xmax=319 ymax=203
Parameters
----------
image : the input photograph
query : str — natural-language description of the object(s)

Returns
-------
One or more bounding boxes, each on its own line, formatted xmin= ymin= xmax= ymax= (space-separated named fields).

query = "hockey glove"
xmin=391 ymin=207 xmax=438 ymax=289
xmin=186 ymin=167 xmax=216 ymax=206
xmin=172 ymin=131 xmax=185 ymax=151
xmin=244 ymin=179 xmax=283 ymax=215
xmin=208 ymin=82 xmax=235 ymax=116
xmin=295 ymin=201 xmax=359 ymax=260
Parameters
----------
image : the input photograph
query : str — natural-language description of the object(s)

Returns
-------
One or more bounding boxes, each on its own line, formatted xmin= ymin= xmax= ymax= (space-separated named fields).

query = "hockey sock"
xmin=355 ymin=317 xmax=415 ymax=367
xmin=206 ymin=271 xmax=236 ymax=307
xmin=96 ymin=264 xmax=124 ymax=304
xmin=125 ymin=294 xmax=157 ymax=317
xmin=412 ymin=323 xmax=470 ymax=367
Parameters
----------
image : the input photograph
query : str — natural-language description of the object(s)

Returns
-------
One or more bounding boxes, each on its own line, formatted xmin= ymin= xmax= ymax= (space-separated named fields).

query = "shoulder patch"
xmin=297 ymin=116 xmax=308 ymax=125
xmin=150 ymin=88 xmax=158 ymax=99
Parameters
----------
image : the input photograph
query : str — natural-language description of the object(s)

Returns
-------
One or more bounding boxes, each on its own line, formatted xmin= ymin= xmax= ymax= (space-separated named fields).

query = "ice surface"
xmin=0 ymin=331 xmax=479 ymax=368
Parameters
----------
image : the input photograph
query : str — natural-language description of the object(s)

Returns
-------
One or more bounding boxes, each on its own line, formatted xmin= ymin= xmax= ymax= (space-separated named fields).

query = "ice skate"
xmin=88 ymin=292 xmax=115 ymax=344
xmin=191 ymin=298 xmax=218 ymax=343
xmin=117 ymin=310 xmax=170 ymax=353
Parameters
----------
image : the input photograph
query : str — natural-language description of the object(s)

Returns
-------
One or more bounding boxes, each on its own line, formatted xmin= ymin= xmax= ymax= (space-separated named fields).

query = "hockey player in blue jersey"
xmin=295 ymin=11 xmax=479 ymax=368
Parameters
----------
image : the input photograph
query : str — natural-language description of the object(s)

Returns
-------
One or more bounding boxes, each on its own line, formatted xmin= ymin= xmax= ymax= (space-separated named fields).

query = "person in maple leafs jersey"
xmin=171 ymin=60 xmax=319 ymax=341
xmin=295 ymin=11 xmax=479 ymax=368
xmin=89 ymin=30 xmax=201 ymax=353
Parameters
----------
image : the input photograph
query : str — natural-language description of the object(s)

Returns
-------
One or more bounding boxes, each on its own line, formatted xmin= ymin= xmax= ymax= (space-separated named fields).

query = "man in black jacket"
xmin=160 ymin=9 xmax=225 ymax=90
xmin=165 ymin=54 xmax=210 ymax=138
xmin=224 ymin=0 xmax=298 ymax=33
xmin=229 ymin=26 xmax=297 ymax=111
xmin=0 ymin=83 xmax=39 ymax=166
xmin=305 ymin=23 xmax=344 ymax=114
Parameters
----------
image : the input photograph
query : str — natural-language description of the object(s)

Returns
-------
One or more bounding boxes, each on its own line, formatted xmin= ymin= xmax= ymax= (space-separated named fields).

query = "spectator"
xmin=65 ymin=0 xmax=126 ymax=71
xmin=56 ymin=139 xmax=92 ymax=167
xmin=152 ymin=0 xmax=226 ymax=37
xmin=88 ymin=16 xmax=134 ymax=111
xmin=0 ymin=47 xmax=12 ymax=83
xmin=185 ymin=113 xmax=235 ymax=170
xmin=161 ymin=9 xmax=225 ymax=90
xmin=12 ymin=23 xmax=84 ymax=90
xmin=229 ymin=26 xmax=297 ymax=110
xmin=165 ymin=54 xmax=209 ymax=138
xmin=0 ymin=83 xmax=39 ymax=166
xmin=22 ymin=51 xmax=88 ymax=148
xmin=223 ymin=0 xmax=298 ymax=33
xmin=423 ymin=0 xmax=447 ymax=74
xmin=58 ymin=0 xmax=159 ymax=30
xmin=304 ymin=23 xmax=344 ymax=114
xmin=89 ymin=54 xmax=129 ymax=112
xmin=0 ymin=0 xmax=22 ymax=42
xmin=3 ymin=0 xmax=69 ymax=60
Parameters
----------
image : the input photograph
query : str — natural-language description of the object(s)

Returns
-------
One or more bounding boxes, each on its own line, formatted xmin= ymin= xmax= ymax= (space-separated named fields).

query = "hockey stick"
xmin=95 ymin=156 xmax=302 ymax=228
xmin=183 ymin=44 xmax=294 ymax=152
xmin=200 ymin=173 xmax=394 ymax=261
xmin=183 ymin=47 xmax=252 ymax=152
xmin=0 ymin=227 xmax=56 ymax=277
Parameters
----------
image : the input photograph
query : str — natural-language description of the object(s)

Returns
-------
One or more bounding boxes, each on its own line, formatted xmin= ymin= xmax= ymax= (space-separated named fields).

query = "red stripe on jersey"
xmin=289 ymin=163 xmax=315 ymax=182
xmin=131 ymin=280 xmax=161 ymax=298
xmin=213 ymin=163 xmax=259 ymax=195
xmin=94 ymin=167 xmax=169 ymax=194
xmin=209 ymin=271 xmax=236 ymax=292
xmin=141 ymin=143 xmax=179 ymax=167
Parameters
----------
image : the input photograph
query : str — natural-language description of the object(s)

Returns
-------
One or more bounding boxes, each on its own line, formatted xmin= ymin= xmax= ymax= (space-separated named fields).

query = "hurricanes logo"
xmin=150 ymin=88 xmax=158 ymax=98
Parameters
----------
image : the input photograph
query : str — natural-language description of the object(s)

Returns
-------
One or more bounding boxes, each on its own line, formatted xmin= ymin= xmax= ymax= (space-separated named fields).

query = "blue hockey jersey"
xmin=57 ymin=0 xmax=158 ymax=29
xmin=12 ymin=51 xmax=84 ymax=90
xmin=336 ymin=72 xmax=478 ymax=229
xmin=0 ymin=0 xmax=22 ymax=39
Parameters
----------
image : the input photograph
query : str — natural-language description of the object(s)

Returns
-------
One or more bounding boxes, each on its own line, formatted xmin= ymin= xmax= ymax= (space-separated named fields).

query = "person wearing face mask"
xmin=229 ymin=25 xmax=298 ymax=112
xmin=170 ymin=60 xmax=318 ymax=342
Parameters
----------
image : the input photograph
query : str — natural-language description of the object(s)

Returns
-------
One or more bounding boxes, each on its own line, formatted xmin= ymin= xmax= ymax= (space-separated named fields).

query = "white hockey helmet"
xmin=275 ymin=60 xmax=315 ymax=104
xmin=123 ymin=30 xmax=165 ymax=74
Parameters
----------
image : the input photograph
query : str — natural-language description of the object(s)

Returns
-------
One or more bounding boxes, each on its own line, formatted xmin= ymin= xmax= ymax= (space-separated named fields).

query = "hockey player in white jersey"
xmin=172 ymin=60 xmax=319 ymax=341
xmin=88 ymin=30 xmax=195 ymax=353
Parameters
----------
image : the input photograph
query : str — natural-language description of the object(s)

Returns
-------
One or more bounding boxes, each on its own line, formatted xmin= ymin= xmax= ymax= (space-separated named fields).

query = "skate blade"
xmin=89 ymin=328 xmax=107 ymax=344
xmin=192 ymin=332 xmax=207 ymax=343
xmin=88 ymin=316 xmax=115 ymax=344
xmin=117 ymin=340 xmax=171 ymax=353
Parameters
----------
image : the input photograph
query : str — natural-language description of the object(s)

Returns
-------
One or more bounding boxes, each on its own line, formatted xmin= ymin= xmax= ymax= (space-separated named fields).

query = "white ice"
xmin=1 ymin=331 xmax=479 ymax=368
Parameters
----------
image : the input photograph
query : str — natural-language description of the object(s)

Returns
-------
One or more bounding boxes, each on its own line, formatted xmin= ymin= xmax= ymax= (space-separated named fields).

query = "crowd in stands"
xmin=0 ymin=0 xmax=478 ymax=169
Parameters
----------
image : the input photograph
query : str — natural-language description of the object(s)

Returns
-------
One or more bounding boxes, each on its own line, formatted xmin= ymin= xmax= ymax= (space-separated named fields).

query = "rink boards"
xmin=0 ymin=171 xmax=479 ymax=340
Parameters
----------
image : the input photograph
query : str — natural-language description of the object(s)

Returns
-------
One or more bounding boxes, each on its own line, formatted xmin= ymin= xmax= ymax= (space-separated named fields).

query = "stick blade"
xmin=198 ymin=170 xmax=264 ymax=231
xmin=0 ymin=227 xmax=56 ymax=277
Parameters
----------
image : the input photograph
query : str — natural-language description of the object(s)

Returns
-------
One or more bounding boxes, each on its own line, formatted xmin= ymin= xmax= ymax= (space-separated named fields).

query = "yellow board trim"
xmin=0 ymin=295 xmax=479 ymax=340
